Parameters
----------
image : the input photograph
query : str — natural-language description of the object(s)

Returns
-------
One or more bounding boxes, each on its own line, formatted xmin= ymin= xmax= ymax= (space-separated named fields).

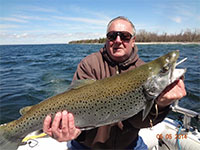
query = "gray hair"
xmin=107 ymin=16 xmax=136 ymax=36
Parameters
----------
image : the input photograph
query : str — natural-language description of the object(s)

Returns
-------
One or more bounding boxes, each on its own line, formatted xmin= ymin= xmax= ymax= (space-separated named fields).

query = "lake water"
xmin=0 ymin=44 xmax=199 ymax=129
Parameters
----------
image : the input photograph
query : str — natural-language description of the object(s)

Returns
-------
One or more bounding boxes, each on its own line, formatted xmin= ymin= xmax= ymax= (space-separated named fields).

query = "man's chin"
xmin=112 ymin=53 xmax=125 ymax=58
xmin=111 ymin=54 xmax=127 ymax=62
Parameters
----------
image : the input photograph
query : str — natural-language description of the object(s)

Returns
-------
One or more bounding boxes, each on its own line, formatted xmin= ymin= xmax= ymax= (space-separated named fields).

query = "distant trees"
xmin=69 ymin=29 xmax=200 ymax=44
xmin=136 ymin=29 xmax=200 ymax=42
xmin=69 ymin=38 xmax=106 ymax=44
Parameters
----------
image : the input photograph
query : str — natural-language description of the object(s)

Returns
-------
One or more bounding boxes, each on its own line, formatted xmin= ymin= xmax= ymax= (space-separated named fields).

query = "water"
xmin=0 ymin=44 xmax=200 ymax=129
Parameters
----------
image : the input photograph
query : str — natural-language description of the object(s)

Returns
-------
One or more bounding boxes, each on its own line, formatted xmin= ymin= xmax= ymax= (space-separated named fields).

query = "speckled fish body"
xmin=0 ymin=50 xmax=186 ymax=150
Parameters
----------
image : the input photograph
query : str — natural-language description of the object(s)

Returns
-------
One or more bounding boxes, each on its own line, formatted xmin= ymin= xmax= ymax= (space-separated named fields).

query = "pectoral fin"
xmin=142 ymin=100 xmax=154 ymax=121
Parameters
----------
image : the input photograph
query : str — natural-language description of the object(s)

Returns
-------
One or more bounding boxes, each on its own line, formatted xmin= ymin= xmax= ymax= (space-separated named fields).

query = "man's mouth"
xmin=113 ymin=47 xmax=123 ymax=51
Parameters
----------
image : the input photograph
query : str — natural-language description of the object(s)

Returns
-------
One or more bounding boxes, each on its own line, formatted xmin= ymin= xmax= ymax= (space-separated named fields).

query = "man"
xmin=43 ymin=16 xmax=186 ymax=149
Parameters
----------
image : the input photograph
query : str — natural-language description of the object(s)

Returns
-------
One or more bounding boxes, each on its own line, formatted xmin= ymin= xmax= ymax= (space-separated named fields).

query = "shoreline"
xmin=0 ymin=42 xmax=199 ymax=46
xmin=135 ymin=42 xmax=200 ymax=45
xmin=68 ymin=42 xmax=200 ymax=45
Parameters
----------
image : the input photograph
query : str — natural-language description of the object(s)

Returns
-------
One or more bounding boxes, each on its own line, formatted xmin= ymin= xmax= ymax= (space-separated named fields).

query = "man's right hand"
xmin=43 ymin=110 xmax=81 ymax=142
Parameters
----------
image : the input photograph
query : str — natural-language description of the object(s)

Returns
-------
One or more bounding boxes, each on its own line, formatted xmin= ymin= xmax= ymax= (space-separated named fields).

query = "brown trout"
xmin=0 ymin=50 xmax=186 ymax=150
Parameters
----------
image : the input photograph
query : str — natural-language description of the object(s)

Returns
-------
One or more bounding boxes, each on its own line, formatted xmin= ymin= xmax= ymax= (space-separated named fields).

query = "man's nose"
xmin=115 ymin=35 xmax=122 ymax=43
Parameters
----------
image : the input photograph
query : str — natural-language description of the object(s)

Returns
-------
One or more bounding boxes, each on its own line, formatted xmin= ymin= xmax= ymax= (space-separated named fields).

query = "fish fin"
xmin=142 ymin=100 xmax=154 ymax=121
xmin=20 ymin=106 xmax=33 ymax=116
xmin=68 ymin=79 xmax=96 ymax=90
xmin=0 ymin=124 xmax=21 ymax=150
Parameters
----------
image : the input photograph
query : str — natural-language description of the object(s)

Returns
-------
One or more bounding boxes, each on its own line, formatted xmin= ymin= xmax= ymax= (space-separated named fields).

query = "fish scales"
xmin=2 ymin=64 xmax=148 ymax=138
xmin=0 ymin=50 xmax=187 ymax=150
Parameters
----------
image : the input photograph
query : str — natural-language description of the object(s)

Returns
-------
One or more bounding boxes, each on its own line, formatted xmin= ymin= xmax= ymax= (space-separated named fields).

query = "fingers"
xmin=167 ymin=79 xmax=186 ymax=99
xmin=51 ymin=112 xmax=62 ymax=139
xmin=68 ymin=113 xmax=81 ymax=139
xmin=61 ymin=110 xmax=69 ymax=135
xmin=177 ymin=79 xmax=187 ymax=96
xmin=68 ymin=113 xmax=75 ymax=132
xmin=174 ymin=79 xmax=186 ymax=98
xmin=43 ymin=115 xmax=52 ymax=136
xmin=157 ymin=79 xmax=186 ymax=107
xmin=52 ymin=112 xmax=62 ymax=132
xmin=43 ymin=110 xmax=81 ymax=142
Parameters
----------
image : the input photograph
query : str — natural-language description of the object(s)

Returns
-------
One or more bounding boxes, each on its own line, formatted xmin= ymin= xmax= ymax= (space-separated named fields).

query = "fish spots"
xmin=0 ymin=51 xmax=181 ymax=140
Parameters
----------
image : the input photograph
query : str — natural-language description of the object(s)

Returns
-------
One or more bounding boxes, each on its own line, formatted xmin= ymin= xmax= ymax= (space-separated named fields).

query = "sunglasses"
xmin=106 ymin=31 xmax=133 ymax=41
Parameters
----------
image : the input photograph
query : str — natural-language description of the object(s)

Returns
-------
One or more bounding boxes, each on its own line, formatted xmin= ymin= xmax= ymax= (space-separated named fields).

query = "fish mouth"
xmin=171 ymin=57 xmax=187 ymax=83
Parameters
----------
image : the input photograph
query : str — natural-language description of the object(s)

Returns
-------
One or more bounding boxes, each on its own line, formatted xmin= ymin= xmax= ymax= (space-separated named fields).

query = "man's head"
xmin=106 ymin=16 xmax=136 ymax=63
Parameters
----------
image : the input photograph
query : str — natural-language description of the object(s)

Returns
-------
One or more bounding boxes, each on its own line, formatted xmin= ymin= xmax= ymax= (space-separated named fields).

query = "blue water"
xmin=0 ymin=44 xmax=199 ymax=129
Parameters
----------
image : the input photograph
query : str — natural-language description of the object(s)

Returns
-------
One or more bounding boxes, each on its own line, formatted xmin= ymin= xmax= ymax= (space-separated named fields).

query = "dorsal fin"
xmin=20 ymin=106 xmax=32 ymax=116
xmin=68 ymin=79 xmax=96 ymax=90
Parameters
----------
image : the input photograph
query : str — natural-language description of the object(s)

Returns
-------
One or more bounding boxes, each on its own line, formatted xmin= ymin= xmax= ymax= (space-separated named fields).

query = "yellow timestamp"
xmin=156 ymin=133 xmax=187 ymax=140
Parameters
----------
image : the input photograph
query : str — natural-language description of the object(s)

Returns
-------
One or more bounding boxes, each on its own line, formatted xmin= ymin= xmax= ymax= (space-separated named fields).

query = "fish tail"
xmin=0 ymin=123 xmax=21 ymax=150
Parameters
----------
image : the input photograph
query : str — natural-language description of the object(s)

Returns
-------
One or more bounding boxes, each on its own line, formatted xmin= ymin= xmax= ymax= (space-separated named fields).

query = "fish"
xmin=0 ymin=50 xmax=186 ymax=150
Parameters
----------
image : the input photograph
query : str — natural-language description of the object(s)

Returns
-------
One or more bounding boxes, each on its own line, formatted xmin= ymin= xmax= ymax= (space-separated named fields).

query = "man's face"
xmin=106 ymin=19 xmax=135 ymax=63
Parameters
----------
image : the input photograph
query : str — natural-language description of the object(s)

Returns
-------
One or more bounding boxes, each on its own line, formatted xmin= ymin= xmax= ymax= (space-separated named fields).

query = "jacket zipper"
xmin=116 ymin=65 xmax=120 ymax=74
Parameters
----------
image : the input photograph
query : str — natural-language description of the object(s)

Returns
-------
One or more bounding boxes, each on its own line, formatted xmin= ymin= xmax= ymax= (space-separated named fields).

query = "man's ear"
xmin=131 ymin=36 xmax=136 ymax=47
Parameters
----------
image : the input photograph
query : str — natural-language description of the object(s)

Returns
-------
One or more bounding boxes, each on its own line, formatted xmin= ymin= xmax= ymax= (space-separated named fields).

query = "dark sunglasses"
xmin=106 ymin=31 xmax=133 ymax=41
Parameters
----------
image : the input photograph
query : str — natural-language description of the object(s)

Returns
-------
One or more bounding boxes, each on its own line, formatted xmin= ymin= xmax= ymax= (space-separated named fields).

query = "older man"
xmin=43 ymin=16 xmax=186 ymax=149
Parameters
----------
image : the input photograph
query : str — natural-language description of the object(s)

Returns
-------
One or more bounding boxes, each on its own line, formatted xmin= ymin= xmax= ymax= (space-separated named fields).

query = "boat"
xmin=140 ymin=101 xmax=200 ymax=150
xmin=17 ymin=101 xmax=200 ymax=150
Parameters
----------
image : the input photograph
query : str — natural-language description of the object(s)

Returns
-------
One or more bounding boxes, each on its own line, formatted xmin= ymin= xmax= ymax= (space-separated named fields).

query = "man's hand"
xmin=156 ymin=79 xmax=186 ymax=108
xmin=43 ymin=110 xmax=81 ymax=142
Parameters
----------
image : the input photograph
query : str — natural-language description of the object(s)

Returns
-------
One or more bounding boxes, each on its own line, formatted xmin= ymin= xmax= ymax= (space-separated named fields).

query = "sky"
xmin=0 ymin=0 xmax=199 ymax=45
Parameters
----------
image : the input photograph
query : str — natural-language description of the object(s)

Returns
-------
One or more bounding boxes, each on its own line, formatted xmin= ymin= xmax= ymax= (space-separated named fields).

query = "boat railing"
xmin=171 ymin=101 xmax=200 ymax=131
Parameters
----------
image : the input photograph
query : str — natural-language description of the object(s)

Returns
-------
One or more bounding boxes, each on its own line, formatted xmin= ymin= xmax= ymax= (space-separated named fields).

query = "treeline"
xmin=69 ymin=29 xmax=200 ymax=44
xmin=69 ymin=38 xmax=106 ymax=44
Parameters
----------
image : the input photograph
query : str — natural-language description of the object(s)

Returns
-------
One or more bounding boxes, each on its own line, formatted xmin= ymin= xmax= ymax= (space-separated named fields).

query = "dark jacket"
xmin=72 ymin=45 xmax=170 ymax=149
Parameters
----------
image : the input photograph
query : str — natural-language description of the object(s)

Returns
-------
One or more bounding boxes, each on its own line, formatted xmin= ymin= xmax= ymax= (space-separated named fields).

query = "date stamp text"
xmin=156 ymin=134 xmax=187 ymax=140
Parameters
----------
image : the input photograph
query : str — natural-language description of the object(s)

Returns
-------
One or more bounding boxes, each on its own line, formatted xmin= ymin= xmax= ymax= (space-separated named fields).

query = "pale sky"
xmin=0 ymin=0 xmax=199 ymax=45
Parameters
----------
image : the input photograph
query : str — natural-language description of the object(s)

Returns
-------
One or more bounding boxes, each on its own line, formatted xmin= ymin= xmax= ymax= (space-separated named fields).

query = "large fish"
xmin=0 ymin=50 xmax=186 ymax=150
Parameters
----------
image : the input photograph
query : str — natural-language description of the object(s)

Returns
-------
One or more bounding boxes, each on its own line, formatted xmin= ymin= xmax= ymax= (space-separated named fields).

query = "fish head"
xmin=143 ymin=50 xmax=186 ymax=99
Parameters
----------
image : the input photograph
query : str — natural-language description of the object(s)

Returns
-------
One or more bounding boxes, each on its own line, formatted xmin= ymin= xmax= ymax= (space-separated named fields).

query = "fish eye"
xmin=160 ymin=65 xmax=170 ymax=74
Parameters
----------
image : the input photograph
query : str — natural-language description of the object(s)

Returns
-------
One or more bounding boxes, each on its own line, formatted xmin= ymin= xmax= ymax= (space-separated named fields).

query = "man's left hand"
xmin=156 ymin=79 xmax=186 ymax=108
